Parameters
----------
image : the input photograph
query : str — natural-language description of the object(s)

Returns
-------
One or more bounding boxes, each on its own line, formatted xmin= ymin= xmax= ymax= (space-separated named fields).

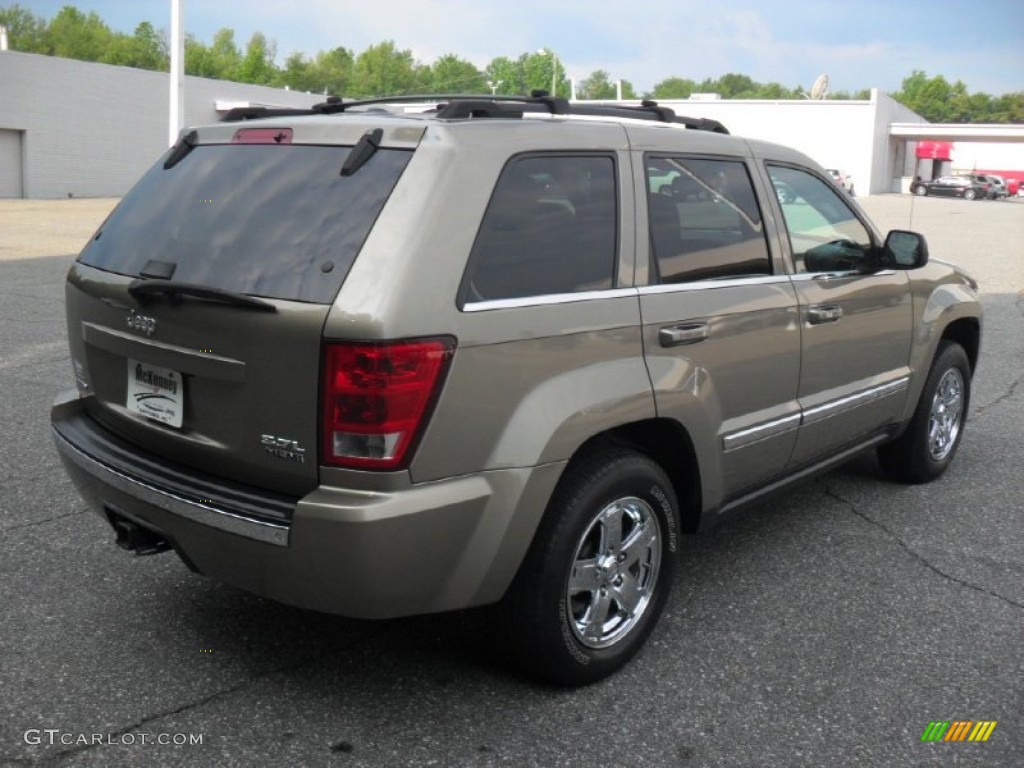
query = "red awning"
xmin=916 ymin=141 xmax=953 ymax=160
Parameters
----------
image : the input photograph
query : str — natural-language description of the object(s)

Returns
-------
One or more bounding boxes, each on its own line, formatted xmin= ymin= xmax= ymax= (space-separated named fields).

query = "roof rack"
xmin=220 ymin=93 xmax=729 ymax=134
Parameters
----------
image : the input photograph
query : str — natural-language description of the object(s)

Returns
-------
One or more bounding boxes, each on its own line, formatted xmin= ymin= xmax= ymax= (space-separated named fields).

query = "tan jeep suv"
xmin=51 ymin=94 xmax=981 ymax=685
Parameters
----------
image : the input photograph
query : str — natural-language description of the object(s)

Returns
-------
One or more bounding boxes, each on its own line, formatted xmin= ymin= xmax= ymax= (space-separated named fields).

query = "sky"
xmin=15 ymin=0 xmax=1024 ymax=95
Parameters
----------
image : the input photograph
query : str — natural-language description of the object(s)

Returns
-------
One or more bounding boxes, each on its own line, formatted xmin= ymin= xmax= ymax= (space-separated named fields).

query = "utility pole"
xmin=169 ymin=0 xmax=184 ymax=146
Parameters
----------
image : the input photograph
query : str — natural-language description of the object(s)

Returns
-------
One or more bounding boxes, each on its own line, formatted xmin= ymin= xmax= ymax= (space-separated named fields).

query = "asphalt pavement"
xmin=0 ymin=195 xmax=1021 ymax=767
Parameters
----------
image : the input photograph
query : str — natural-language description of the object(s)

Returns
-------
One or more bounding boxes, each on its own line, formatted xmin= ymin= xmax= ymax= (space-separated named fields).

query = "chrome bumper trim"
xmin=52 ymin=427 xmax=289 ymax=546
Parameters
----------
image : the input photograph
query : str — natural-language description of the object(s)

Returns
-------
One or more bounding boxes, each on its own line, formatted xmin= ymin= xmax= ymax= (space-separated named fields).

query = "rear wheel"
xmin=500 ymin=446 xmax=678 ymax=686
xmin=964 ymin=188 xmax=977 ymax=200
xmin=878 ymin=341 xmax=971 ymax=483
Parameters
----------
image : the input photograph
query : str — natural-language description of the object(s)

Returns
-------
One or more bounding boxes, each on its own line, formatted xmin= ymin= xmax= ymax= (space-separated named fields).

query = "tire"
xmin=499 ymin=446 xmax=679 ymax=686
xmin=914 ymin=185 xmax=927 ymax=196
xmin=878 ymin=341 xmax=971 ymax=483
xmin=964 ymin=188 xmax=977 ymax=200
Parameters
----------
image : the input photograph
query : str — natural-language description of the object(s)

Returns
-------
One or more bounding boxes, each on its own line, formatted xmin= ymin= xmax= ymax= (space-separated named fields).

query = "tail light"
xmin=321 ymin=338 xmax=454 ymax=470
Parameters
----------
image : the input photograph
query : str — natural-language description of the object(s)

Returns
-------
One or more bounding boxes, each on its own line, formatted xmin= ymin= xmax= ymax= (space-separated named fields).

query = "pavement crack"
xmin=1 ymin=511 xmax=84 ymax=535
xmin=824 ymin=486 xmax=1023 ymax=610
xmin=38 ymin=629 xmax=388 ymax=766
xmin=973 ymin=374 xmax=1022 ymax=417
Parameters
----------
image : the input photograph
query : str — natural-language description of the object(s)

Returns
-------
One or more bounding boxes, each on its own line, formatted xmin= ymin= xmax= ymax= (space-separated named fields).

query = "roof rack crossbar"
xmin=220 ymin=95 xmax=728 ymax=133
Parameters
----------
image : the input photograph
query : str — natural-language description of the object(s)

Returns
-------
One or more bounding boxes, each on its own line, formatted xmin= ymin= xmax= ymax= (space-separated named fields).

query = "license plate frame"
xmin=126 ymin=358 xmax=184 ymax=428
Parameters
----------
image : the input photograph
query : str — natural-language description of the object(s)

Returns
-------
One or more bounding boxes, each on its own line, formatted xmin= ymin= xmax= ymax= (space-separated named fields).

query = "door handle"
xmin=807 ymin=304 xmax=843 ymax=324
xmin=659 ymin=322 xmax=709 ymax=347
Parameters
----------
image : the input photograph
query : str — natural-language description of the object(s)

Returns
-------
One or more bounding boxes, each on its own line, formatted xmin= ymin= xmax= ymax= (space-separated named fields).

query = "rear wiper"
xmin=340 ymin=128 xmax=383 ymax=176
xmin=128 ymin=279 xmax=277 ymax=312
xmin=164 ymin=130 xmax=199 ymax=170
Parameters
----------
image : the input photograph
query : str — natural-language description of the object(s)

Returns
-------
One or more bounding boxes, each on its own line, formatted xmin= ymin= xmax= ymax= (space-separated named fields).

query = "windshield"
xmin=78 ymin=144 xmax=413 ymax=304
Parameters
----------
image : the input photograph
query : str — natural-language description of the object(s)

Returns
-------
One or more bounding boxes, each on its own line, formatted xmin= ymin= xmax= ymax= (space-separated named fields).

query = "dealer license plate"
xmin=126 ymin=358 xmax=184 ymax=428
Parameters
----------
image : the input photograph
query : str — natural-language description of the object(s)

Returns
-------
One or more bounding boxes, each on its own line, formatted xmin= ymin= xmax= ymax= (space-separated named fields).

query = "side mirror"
xmin=883 ymin=230 xmax=928 ymax=269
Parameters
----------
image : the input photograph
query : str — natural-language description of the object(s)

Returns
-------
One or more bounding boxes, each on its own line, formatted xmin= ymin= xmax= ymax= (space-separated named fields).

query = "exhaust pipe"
xmin=108 ymin=511 xmax=172 ymax=555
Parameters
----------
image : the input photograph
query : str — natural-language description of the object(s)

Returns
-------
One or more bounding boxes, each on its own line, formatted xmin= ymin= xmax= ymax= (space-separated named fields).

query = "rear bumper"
xmin=51 ymin=391 xmax=564 ymax=618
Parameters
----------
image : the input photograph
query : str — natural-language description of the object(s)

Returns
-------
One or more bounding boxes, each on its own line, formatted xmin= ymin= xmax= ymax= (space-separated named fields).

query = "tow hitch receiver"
xmin=108 ymin=511 xmax=172 ymax=556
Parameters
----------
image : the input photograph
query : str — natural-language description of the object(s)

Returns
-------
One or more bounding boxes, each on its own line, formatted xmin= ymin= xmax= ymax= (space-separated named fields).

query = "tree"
xmin=237 ymin=32 xmax=276 ymax=84
xmin=892 ymin=70 xmax=954 ymax=122
xmin=989 ymin=92 xmax=1024 ymax=123
xmin=577 ymin=70 xmax=616 ymax=100
xmin=352 ymin=41 xmax=418 ymax=96
xmin=704 ymin=73 xmax=758 ymax=98
xmin=426 ymin=54 xmax=485 ymax=93
xmin=207 ymin=28 xmax=241 ymax=81
xmin=47 ymin=6 xmax=111 ymax=61
xmin=184 ymin=34 xmax=215 ymax=77
xmin=520 ymin=50 xmax=568 ymax=97
xmin=484 ymin=56 xmax=524 ymax=95
xmin=101 ymin=22 xmax=167 ymax=71
xmin=651 ymin=77 xmax=698 ymax=99
xmin=0 ymin=4 xmax=50 ymax=53
xmin=312 ymin=47 xmax=355 ymax=96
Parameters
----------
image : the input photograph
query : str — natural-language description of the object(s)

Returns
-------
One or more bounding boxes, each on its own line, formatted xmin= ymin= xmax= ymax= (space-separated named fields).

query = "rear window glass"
xmin=78 ymin=144 xmax=413 ymax=304
xmin=461 ymin=154 xmax=617 ymax=304
xmin=646 ymin=156 xmax=771 ymax=284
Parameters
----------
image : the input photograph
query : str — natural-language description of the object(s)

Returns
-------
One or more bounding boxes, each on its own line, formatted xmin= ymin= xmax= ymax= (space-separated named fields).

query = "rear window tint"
xmin=78 ymin=144 xmax=412 ymax=304
xmin=461 ymin=154 xmax=617 ymax=304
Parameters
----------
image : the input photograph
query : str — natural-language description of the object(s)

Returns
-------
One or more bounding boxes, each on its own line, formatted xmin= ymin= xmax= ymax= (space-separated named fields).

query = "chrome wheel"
xmin=928 ymin=368 xmax=964 ymax=461
xmin=566 ymin=496 xmax=662 ymax=649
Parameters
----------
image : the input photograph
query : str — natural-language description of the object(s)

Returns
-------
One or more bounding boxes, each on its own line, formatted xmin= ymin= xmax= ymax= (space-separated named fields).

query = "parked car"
xmin=911 ymin=176 xmax=988 ymax=200
xmin=51 ymin=94 xmax=982 ymax=686
xmin=826 ymin=168 xmax=855 ymax=195
xmin=983 ymin=175 xmax=1009 ymax=199
xmin=961 ymin=173 xmax=1002 ymax=200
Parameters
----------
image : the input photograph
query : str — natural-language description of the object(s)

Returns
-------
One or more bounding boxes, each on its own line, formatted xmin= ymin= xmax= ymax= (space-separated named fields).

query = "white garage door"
xmin=0 ymin=130 xmax=25 ymax=198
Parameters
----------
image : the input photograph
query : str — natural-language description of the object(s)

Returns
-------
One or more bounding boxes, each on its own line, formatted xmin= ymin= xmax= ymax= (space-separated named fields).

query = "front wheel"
xmin=500 ymin=446 xmax=678 ymax=686
xmin=878 ymin=341 xmax=971 ymax=483
xmin=964 ymin=188 xmax=977 ymax=200
xmin=914 ymin=185 xmax=927 ymax=196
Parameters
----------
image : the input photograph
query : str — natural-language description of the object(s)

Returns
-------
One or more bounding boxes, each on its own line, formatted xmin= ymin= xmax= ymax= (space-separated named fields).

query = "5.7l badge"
xmin=261 ymin=434 xmax=306 ymax=463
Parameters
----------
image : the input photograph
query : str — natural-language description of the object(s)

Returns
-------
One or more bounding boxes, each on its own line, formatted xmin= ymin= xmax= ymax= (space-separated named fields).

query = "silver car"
xmin=52 ymin=95 xmax=981 ymax=685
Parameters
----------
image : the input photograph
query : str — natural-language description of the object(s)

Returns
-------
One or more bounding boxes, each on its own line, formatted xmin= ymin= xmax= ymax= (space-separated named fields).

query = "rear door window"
xmin=78 ymin=144 xmax=413 ymax=304
xmin=461 ymin=154 xmax=618 ymax=304
xmin=645 ymin=156 xmax=771 ymax=283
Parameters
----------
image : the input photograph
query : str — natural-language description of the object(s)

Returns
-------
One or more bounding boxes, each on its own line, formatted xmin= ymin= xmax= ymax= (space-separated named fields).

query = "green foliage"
xmin=578 ymin=70 xmax=615 ymax=100
xmin=484 ymin=57 xmax=525 ymax=95
xmin=101 ymin=22 xmax=167 ymax=70
xmin=651 ymin=77 xmax=698 ymax=99
xmin=426 ymin=54 xmax=486 ymax=94
xmin=577 ymin=71 xmax=639 ymax=100
xmin=3 ymin=3 xmax=1020 ymax=121
xmin=891 ymin=70 xmax=1023 ymax=123
xmin=237 ymin=32 xmax=275 ymax=84
xmin=0 ymin=4 xmax=50 ymax=53
xmin=47 ymin=6 xmax=112 ymax=61
xmin=352 ymin=41 xmax=418 ymax=96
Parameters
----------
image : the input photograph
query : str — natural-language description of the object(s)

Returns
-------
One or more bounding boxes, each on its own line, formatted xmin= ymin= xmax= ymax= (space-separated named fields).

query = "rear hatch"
xmin=66 ymin=120 xmax=421 ymax=496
